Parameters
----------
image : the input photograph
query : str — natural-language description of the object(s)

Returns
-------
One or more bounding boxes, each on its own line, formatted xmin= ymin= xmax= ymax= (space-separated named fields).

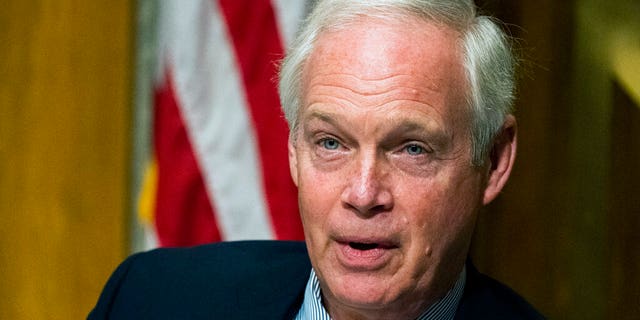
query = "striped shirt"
xmin=295 ymin=267 xmax=466 ymax=320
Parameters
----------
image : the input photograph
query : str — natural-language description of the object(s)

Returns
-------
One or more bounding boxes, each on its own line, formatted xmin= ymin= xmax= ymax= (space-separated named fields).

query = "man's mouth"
xmin=338 ymin=236 xmax=399 ymax=252
xmin=348 ymin=242 xmax=394 ymax=250
xmin=336 ymin=238 xmax=398 ymax=269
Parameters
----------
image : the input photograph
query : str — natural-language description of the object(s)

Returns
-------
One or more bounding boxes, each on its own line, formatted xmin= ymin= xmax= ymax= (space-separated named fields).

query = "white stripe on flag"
xmin=272 ymin=0 xmax=309 ymax=48
xmin=157 ymin=0 xmax=274 ymax=240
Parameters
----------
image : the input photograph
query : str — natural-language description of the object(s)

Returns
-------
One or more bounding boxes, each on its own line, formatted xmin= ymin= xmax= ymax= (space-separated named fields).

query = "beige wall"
xmin=0 ymin=1 xmax=132 ymax=318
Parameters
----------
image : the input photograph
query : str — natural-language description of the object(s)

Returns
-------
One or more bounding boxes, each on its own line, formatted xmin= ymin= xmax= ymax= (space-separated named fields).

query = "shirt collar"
xmin=296 ymin=267 xmax=466 ymax=320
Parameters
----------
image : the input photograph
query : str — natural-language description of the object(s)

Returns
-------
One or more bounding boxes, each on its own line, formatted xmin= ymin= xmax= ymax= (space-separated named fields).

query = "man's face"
xmin=289 ymin=18 xmax=490 ymax=318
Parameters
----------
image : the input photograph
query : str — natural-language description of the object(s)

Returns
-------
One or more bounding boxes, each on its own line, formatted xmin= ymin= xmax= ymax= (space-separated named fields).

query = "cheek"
xmin=297 ymin=170 xmax=342 ymax=269
xmin=297 ymin=169 xmax=339 ymax=227
xmin=298 ymin=148 xmax=347 ymax=196
xmin=401 ymin=174 xmax=480 ymax=247
xmin=295 ymin=142 xmax=349 ymax=240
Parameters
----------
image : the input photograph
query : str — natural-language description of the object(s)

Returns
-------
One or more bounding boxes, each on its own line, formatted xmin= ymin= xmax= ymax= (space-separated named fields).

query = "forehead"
xmin=299 ymin=17 xmax=469 ymax=136
xmin=303 ymin=17 xmax=466 ymax=93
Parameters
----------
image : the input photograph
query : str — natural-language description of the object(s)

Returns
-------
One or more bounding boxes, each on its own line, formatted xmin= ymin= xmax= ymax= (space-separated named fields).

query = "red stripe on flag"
xmin=218 ymin=0 xmax=303 ymax=240
xmin=154 ymin=69 xmax=223 ymax=246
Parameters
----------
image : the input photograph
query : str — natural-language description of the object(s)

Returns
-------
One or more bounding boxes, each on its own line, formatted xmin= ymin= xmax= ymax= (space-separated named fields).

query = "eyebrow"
xmin=387 ymin=121 xmax=430 ymax=134
xmin=306 ymin=111 xmax=435 ymax=131
xmin=303 ymin=111 xmax=346 ymax=131
xmin=381 ymin=119 xmax=451 ymax=149
xmin=303 ymin=111 xmax=357 ymax=145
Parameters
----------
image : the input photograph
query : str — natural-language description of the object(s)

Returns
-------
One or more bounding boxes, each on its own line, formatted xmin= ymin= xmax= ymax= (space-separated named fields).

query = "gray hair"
xmin=278 ymin=0 xmax=516 ymax=165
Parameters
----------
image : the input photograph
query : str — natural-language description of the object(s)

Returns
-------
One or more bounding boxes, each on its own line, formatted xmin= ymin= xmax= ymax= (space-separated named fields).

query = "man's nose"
xmin=340 ymin=153 xmax=393 ymax=217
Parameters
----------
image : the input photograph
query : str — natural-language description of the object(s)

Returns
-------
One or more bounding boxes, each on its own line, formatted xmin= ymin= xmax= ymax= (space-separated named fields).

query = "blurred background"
xmin=0 ymin=0 xmax=638 ymax=319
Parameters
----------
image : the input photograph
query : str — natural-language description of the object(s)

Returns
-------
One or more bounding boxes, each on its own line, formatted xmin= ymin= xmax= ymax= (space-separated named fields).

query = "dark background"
xmin=471 ymin=1 xmax=640 ymax=319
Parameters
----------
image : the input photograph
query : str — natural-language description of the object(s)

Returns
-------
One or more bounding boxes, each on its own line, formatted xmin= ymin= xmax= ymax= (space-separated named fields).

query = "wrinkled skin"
xmin=288 ymin=17 xmax=517 ymax=320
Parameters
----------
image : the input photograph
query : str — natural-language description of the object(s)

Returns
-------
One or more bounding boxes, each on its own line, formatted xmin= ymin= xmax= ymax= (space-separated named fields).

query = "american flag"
xmin=136 ymin=0 xmax=310 ymax=248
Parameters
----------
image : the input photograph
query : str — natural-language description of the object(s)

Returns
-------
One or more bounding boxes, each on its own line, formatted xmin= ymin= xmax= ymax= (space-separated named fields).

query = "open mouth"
xmin=348 ymin=242 xmax=381 ymax=250
xmin=347 ymin=241 xmax=397 ymax=251
xmin=338 ymin=239 xmax=398 ymax=266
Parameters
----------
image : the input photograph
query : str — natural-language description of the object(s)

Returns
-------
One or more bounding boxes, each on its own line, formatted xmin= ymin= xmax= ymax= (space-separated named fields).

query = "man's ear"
xmin=482 ymin=115 xmax=517 ymax=205
xmin=288 ymin=134 xmax=299 ymax=187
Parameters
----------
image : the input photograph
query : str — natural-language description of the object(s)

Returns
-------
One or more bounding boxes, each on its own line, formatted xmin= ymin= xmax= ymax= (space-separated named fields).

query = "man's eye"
xmin=320 ymin=138 xmax=340 ymax=150
xmin=405 ymin=144 xmax=425 ymax=155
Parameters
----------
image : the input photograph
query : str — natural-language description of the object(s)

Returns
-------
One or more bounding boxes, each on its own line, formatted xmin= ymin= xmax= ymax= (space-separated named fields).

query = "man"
xmin=89 ymin=1 xmax=544 ymax=319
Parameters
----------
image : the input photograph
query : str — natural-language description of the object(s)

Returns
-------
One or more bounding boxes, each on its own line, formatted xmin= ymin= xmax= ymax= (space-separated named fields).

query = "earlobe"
xmin=288 ymin=136 xmax=299 ymax=187
xmin=482 ymin=115 xmax=517 ymax=205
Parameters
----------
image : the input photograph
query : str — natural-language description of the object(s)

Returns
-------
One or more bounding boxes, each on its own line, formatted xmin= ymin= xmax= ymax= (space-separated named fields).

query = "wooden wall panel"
xmin=0 ymin=1 xmax=132 ymax=318
xmin=471 ymin=0 xmax=575 ymax=317
xmin=608 ymin=83 xmax=640 ymax=320
xmin=471 ymin=1 xmax=639 ymax=319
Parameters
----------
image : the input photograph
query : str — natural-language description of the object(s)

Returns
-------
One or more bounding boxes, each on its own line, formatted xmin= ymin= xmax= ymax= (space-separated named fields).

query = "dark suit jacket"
xmin=88 ymin=241 xmax=544 ymax=319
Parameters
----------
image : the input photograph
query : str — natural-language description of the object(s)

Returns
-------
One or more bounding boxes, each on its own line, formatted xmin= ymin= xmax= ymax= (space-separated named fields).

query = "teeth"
xmin=349 ymin=242 xmax=379 ymax=250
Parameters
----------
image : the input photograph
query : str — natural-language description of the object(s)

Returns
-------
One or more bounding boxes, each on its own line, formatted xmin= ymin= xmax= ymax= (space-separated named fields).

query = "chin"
xmin=325 ymin=272 xmax=399 ymax=309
